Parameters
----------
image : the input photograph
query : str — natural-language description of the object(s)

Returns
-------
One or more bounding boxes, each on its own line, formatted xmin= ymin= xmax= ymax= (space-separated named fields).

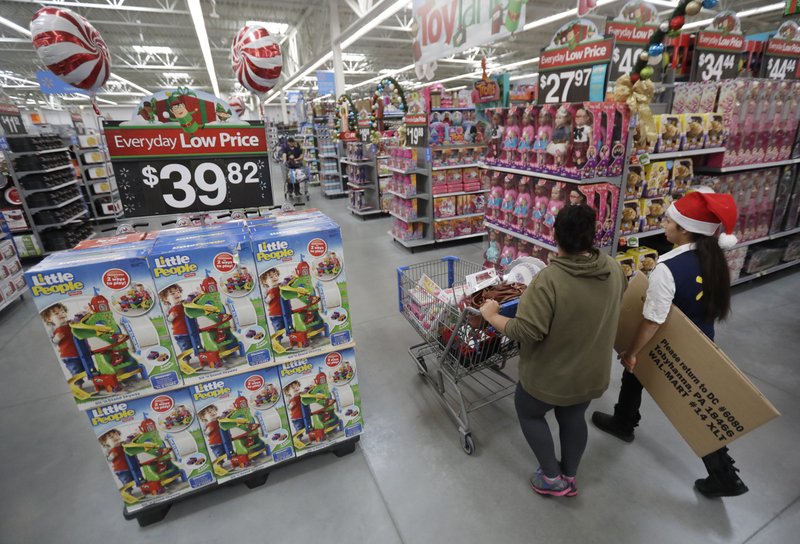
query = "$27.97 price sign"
xmin=690 ymin=31 xmax=744 ymax=82
xmin=537 ymin=38 xmax=614 ymax=105
xmin=104 ymin=121 xmax=273 ymax=216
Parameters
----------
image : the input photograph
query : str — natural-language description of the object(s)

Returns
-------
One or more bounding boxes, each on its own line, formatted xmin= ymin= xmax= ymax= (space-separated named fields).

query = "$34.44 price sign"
xmin=118 ymin=157 xmax=271 ymax=216
xmin=693 ymin=52 xmax=737 ymax=81
xmin=690 ymin=31 xmax=744 ymax=82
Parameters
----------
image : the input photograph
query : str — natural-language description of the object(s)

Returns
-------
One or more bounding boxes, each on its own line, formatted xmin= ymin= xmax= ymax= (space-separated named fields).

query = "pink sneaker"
xmin=529 ymin=468 xmax=570 ymax=497
xmin=563 ymin=476 xmax=578 ymax=497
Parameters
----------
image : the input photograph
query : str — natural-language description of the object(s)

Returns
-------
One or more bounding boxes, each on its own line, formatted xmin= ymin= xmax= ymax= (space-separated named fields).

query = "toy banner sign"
xmin=538 ymin=19 xmax=613 ymax=104
xmin=760 ymin=21 xmax=800 ymax=80
xmin=690 ymin=11 xmax=744 ymax=82
xmin=411 ymin=0 xmax=527 ymax=68
xmin=577 ymin=0 xmax=597 ymax=17
xmin=104 ymin=88 xmax=272 ymax=217
xmin=606 ymin=1 xmax=661 ymax=82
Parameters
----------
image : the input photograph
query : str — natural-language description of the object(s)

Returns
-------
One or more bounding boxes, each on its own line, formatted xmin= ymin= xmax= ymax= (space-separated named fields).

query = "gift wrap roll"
xmin=317 ymin=280 xmax=342 ymax=311
xmin=228 ymin=297 xmax=257 ymax=329
xmin=334 ymin=385 xmax=356 ymax=411
xmin=166 ymin=432 xmax=198 ymax=463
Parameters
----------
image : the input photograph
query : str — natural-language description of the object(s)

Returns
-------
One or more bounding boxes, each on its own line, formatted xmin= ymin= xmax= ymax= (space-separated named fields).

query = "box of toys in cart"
xmin=251 ymin=217 xmax=354 ymax=362
xmin=26 ymin=245 xmax=182 ymax=410
xmin=148 ymin=228 xmax=272 ymax=386
xmin=87 ymin=387 xmax=215 ymax=512
xmin=191 ymin=366 xmax=294 ymax=483
xmin=279 ymin=347 xmax=364 ymax=457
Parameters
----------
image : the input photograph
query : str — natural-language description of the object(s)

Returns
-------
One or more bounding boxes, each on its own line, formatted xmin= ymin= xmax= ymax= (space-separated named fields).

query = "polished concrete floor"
xmin=1 ymin=184 xmax=799 ymax=543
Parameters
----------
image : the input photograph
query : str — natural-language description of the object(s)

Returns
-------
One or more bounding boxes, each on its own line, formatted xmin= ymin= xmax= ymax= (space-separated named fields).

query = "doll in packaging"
xmin=543 ymin=182 xmax=565 ymax=241
xmin=486 ymin=173 xmax=504 ymax=221
xmin=483 ymin=230 xmax=502 ymax=269
xmin=513 ymin=177 xmax=532 ymax=232
xmin=500 ymin=175 xmax=518 ymax=226
xmin=499 ymin=237 xmax=518 ymax=270
xmin=502 ymin=108 xmax=521 ymax=166
xmin=486 ymin=109 xmax=505 ymax=164
xmin=531 ymin=180 xmax=550 ymax=236
xmin=517 ymin=107 xmax=536 ymax=168
xmin=547 ymin=106 xmax=572 ymax=168
xmin=572 ymin=105 xmax=593 ymax=170
xmin=533 ymin=108 xmax=553 ymax=167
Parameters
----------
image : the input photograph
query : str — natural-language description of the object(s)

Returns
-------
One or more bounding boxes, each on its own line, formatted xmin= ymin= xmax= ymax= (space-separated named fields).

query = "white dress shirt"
xmin=642 ymin=243 xmax=696 ymax=324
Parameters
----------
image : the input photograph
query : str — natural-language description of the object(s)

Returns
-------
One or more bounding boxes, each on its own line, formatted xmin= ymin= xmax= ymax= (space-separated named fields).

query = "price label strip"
xmin=690 ymin=31 xmax=744 ymax=82
xmin=537 ymin=38 xmax=614 ymax=105
xmin=606 ymin=21 xmax=659 ymax=83
xmin=104 ymin=121 xmax=273 ymax=217
xmin=760 ymin=38 xmax=800 ymax=81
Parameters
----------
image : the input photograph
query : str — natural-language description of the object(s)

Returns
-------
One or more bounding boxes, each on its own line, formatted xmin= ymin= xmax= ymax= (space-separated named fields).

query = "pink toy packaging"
xmin=568 ymin=185 xmax=586 ymax=206
xmin=512 ymin=177 xmax=532 ymax=233
xmin=579 ymin=185 xmax=601 ymax=245
xmin=700 ymin=81 xmax=719 ymax=113
xmin=434 ymin=219 xmax=455 ymax=240
xmin=431 ymin=170 xmax=448 ymax=193
xmin=571 ymin=103 xmax=593 ymax=171
xmin=542 ymin=182 xmax=566 ymax=242
xmin=500 ymin=175 xmax=518 ymax=226
xmin=484 ymin=229 xmax=502 ymax=269
xmin=596 ymin=104 xmax=615 ymax=175
xmin=530 ymin=180 xmax=550 ymax=236
xmin=485 ymin=108 xmax=506 ymax=165
xmin=499 ymin=237 xmax=518 ymax=270
xmin=502 ymin=107 xmax=522 ymax=166
xmin=454 ymin=218 xmax=473 ymax=237
xmin=609 ymin=103 xmax=630 ymax=177
xmin=446 ymin=168 xmax=463 ymax=187
xmin=600 ymin=184 xmax=620 ymax=247
xmin=517 ymin=106 xmax=536 ymax=167
xmin=434 ymin=196 xmax=456 ymax=219
xmin=534 ymin=106 xmax=554 ymax=167
xmin=487 ymin=174 xmax=504 ymax=222
xmin=547 ymin=105 xmax=572 ymax=169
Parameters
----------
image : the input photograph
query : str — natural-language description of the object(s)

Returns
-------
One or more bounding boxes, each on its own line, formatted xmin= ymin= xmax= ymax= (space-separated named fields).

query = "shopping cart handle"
xmin=466 ymin=299 xmax=519 ymax=318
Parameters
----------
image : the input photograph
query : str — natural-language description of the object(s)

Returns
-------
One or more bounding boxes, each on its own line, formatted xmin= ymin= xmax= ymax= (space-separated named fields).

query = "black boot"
xmin=694 ymin=447 xmax=749 ymax=498
xmin=591 ymin=371 xmax=642 ymax=443
xmin=591 ymin=410 xmax=637 ymax=443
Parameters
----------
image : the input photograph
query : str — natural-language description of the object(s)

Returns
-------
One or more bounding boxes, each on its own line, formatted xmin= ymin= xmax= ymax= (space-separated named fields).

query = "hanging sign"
xmin=316 ymin=70 xmax=336 ymax=97
xmin=36 ymin=70 xmax=89 ymax=96
xmin=411 ymin=0 xmax=527 ymax=68
xmin=0 ymin=101 xmax=26 ymax=136
xmin=104 ymin=88 xmax=272 ymax=217
xmin=606 ymin=1 xmax=661 ymax=82
xmin=538 ymin=19 xmax=613 ymax=104
xmin=786 ymin=0 xmax=799 ymax=16
xmin=760 ymin=21 xmax=800 ymax=80
xmin=690 ymin=11 xmax=744 ymax=82
xmin=577 ymin=0 xmax=597 ymax=17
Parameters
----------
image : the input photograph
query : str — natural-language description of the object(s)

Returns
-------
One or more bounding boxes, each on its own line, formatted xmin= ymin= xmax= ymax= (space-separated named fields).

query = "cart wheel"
xmin=461 ymin=433 xmax=475 ymax=455
xmin=416 ymin=357 xmax=427 ymax=375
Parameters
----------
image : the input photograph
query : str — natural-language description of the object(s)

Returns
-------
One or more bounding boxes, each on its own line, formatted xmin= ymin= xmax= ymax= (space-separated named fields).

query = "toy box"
xmin=644 ymin=161 xmax=670 ymax=197
xmin=628 ymin=246 xmax=659 ymax=276
xmin=642 ymin=197 xmax=668 ymax=231
xmin=191 ymin=366 xmax=294 ymax=483
xmin=705 ymin=113 xmax=726 ymax=148
xmin=279 ymin=348 xmax=364 ymax=457
xmin=251 ymin=219 xmax=353 ymax=361
xmin=626 ymin=166 xmax=645 ymax=199
xmin=445 ymin=168 xmax=463 ymax=185
xmin=148 ymin=230 xmax=272 ymax=386
xmin=656 ymin=114 xmax=682 ymax=153
xmin=434 ymin=219 xmax=456 ymax=240
xmin=670 ymin=159 xmax=693 ymax=196
xmin=682 ymin=114 xmax=706 ymax=150
xmin=620 ymin=200 xmax=641 ymax=235
xmin=26 ymin=245 xmax=182 ymax=410
xmin=86 ymin=387 xmax=215 ymax=511
xmin=434 ymin=196 xmax=457 ymax=219
xmin=616 ymin=252 xmax=636 ymax=281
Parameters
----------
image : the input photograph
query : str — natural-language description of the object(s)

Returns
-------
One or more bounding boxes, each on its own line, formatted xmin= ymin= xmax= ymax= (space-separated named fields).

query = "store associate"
xmin=481 ymin=203 xmax=627 ymax=497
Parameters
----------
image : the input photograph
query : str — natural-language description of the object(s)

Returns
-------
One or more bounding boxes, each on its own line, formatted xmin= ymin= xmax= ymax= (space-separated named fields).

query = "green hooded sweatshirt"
xmin=504 ymin=250 xmax=627 ymax=406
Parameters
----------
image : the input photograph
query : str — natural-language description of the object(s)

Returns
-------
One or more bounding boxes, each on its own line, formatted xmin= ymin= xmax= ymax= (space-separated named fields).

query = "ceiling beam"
xmin=4 ymin=0 xmax=190 ymax=14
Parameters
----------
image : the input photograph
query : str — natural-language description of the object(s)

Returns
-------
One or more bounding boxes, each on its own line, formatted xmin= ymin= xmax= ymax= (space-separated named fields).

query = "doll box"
xmin=148 ymin=230 xmax=273 ymax=387
xmin=86 ymin=387 xmax=215 ymax=512
xmin=250 ymin=219 xmax=354 ymax=362
xmin=191 ymin=366 xmax=294 ymax=483
xmin=278 ymin=347 xmax=364 ymax=458
xmin=26 ymin=245 xmax=182 ymax=410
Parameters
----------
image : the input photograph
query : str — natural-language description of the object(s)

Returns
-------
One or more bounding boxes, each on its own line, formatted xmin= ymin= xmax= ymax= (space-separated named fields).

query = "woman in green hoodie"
xmin=481 ymin=203 xmax=627 ymax=497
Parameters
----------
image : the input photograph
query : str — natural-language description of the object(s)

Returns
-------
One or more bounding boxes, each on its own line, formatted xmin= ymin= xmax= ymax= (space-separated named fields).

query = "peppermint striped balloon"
xmin=30 ymin=7 xmax=110 ymax=93
xmin=228 ymin=97 xmax=246 ymax=117
xmin=231 ymin=25 xmax=283 ymax=94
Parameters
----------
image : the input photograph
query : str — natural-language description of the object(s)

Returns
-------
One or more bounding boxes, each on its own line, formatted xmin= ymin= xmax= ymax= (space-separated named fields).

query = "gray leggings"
xmin=514 ymin=382 xmax=590 ymax=478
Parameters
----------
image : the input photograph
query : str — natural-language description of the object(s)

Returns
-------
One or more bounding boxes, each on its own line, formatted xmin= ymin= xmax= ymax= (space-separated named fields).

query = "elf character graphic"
xmin=215 ymin=103 xmax=233 ymax=122
xmin=167 ymin=94 xmax=200 ymax=133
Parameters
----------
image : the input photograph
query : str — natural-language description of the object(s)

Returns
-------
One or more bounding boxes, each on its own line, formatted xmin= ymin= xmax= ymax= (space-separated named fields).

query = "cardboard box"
xmin=615 ymin=274 xmax=780 ymax=457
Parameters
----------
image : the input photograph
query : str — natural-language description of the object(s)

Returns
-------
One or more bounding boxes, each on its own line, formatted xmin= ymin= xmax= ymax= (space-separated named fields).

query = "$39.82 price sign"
xmin=537 ymin=38 xmax=614 ymax=105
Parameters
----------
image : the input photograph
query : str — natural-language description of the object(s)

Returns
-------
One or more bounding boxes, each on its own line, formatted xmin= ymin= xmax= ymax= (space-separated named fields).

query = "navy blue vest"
xmin=662 ymin=251 xmax=715 ymax=341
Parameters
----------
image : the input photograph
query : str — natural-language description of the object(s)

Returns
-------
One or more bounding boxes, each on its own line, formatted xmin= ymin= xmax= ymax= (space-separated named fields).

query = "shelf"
xmin=389 ymin=211 xmax=429 ymax=223
xmin=388 ymin=231 xmax=434 ymax=248
xmin=695 ymin=157 xmax=800 ymax=174
xmin=620 ymin=228 xmax=665 ymax=243
xmin=639 ymin=147 xmax=726 ymax=161
xmin=348 ymin=206 xmax=384 ymax=216
xmin=89 ymin=189 xmax=120 ymax=201
xmin=341 ymin=158 xmax=374 ymax=166
xmin=432 ymin=163 xmax=480 ymax=171
xmin=486 ymin=222 xmax=559 ymax=253
xmin=731 ymin=227 xmax=800 ymax=249
xmin=28 ymin=194 xmax=84 ymax=214
xmin=387 ymin=166 xmax=426 ymax=175
xmin=378 ymin=173 xmax=393 ymax=178
xmin=432 ymin=188 xmax=489 ymax=198
xmin=15 ymin=163 xmax=73 ymax=177
xmin=436 ymin=232 xmax=487 ymax=242
xmin=19 ymin=178 xmax=80 ymax=195
xmin=376 ymin=155 xmax=389 ymax=159
xmin=6 ymin=146 xmax=69 ymax=158
xmin=320 ymin=154 xmax=338 ymax=159
xmin=430 ymin=107 xmax=475 ymax=112
xmin=732 ymin=259 xmax=800 ymax=286
xmin=478 ymin=162 xmax=620 ymax=185
xmin=433 ymin=212 xmax=484 ymax=222
xmin=347 ymin=181 xmax=375 ymax=190
xmin=36 ymin=208 xmax=89 ymax=229
xmin=322 ymin=190 xmax=348 ymax=197
xmin=386 ymin=189 xmax=430 ymax=200
xmin=431 ymin=144 xmax=487 ymax=150
xmin=321 ymin=172 xmax=341 ymax=178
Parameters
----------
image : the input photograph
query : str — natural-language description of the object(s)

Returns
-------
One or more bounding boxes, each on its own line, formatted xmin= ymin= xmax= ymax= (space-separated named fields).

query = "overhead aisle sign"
xmin=104 ymin=88 xmax=273 ymax=217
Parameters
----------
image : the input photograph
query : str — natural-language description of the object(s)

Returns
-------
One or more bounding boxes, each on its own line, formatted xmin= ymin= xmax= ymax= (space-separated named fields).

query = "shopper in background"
xmin=481 ymin=203 xmax=627 ymax=497
xmin=592 ymin=190 xmax=748 ymax=498
xmin=283 ymin=137 xmax=304 ymax=196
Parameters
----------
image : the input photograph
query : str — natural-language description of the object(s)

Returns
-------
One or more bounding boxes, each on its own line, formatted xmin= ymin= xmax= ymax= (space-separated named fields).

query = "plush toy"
xmin=647 ymin=201 xmax=665 ymax=229
xmin=621 ymin=205 xmax=638 ymax=234
xmin=626 ymin=168 xmax=643 ymax=198
xmin=641 ymin=255 xmax=657 ymax=275
xmin=671 ymin=162 xmax=692 ymax=195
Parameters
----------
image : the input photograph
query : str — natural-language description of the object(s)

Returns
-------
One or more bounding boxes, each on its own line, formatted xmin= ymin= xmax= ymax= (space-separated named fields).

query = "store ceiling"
xmin=0 ymin=0 xmax=790 ymax=108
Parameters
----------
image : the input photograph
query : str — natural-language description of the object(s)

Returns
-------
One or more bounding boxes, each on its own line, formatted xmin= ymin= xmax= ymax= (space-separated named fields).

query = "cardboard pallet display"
xmin=614 ymin=274 xmax=780 ymax=457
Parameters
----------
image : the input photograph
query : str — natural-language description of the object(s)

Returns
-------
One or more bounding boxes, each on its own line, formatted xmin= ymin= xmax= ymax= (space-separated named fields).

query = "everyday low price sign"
xmin=690 ymin=11 xmax=744 ymax=82
xmin=104 ymin=89 xmax=272 ymax=217
xmin=605 ymin=2 xmax=661 ymax=82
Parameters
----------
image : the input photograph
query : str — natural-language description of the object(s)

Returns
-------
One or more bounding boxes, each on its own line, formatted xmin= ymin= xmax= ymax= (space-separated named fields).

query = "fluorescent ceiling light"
xmin=342 ymin=53 xmax=367 ymax=62
xmin=647 ymin=0 xmax=679 ymax=7
xmin=346 ymin=64 xmax=415 ymax=91
xmin=163 ymin=72 xmax=191 ymax=79
xmin=510 ymin=72 xmax=538 ymax=81
xmin=445 ymin=85 xmax=467 ymax=92
xmin=0 ymin=15 xmax=31 ymax=36
xmin=245 ymin=21 xmax=289 ymax=34
xmin=109 ymin=74 xmax=150 ymax=95
xmin=683 ymin=2 xmax=785 ymax=30
xmin=187 ymin=0 xmax=220 ymax=97
xmin=500 ymin=57 xmax=540 ymax=71
xmin=132 ymin=45 xmax=174 ymax=55
xmin=522 ymin=0 xmax=620 ymax=32
xmin=341 ymin=0 xmax=409 ymax=49
xmin=96 ymin=97 xmax=118 ymax=106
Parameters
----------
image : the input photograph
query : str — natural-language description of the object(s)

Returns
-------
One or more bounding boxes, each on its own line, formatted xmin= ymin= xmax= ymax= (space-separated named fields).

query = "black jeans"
xmin=514 ymin=382 xmax=591 ymax=478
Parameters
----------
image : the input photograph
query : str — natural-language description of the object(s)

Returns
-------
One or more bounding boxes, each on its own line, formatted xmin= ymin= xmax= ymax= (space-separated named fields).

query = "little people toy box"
xmin=87 ymin=387 xmax=215 ymax=512
xmin=251 ymin=218 xmax=354 ymax=361
xmin=149 ymin=229 xmax=272 ymax=386
xmin=191 ymin=366 xmax=294 ymax=483
xmin=279 ymin=347 xmax=364 ymax=457
xmin=26 ymin=246 xmax=182 ymax=410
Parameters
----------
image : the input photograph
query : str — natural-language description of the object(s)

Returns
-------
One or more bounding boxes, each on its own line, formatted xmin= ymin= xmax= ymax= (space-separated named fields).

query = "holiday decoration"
xmin=231 ymin=24 xmax=283 ymax=94
xmin=30 ymin=7 xmax=110 ymax=113
xmin=685 ymin=1 xmax=702 ymax=16
xmin=228 ymin=97 xmax=246 ymax=117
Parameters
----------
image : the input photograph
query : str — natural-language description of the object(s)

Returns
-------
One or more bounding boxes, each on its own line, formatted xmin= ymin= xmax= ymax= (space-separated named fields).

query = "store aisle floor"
xmin=1 ymin=186 xmax=799 ymax=543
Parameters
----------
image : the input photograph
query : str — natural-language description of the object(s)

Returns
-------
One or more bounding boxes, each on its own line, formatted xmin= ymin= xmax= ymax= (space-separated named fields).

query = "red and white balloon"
xmin=228 ymin=97 xmax=246 ymax=117
xmin=30 ymin=7 xmax=110 ymax=93
xmin=231 ymin=24 xmax=283 ymax=94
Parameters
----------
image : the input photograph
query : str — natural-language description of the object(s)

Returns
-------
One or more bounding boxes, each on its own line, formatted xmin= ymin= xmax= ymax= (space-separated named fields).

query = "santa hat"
xmin=666 ymin=191 xmax=738 ymax=248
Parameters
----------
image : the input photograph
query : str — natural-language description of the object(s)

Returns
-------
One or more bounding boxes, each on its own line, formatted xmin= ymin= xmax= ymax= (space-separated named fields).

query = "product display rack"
xmin=1 ymin=133 xmax=92 ymax=256
xmin=300 ymin=122 xmax=320 ymax=186
xmin=73 ymin=133 xmax=123 ymax=223
xmin=319 ymin=132 xmax=346 ymax=197
xmin=345 ymin=142 xmax=385 ymax=218
xmin=0 ymin=211 xmax=25 ymax=312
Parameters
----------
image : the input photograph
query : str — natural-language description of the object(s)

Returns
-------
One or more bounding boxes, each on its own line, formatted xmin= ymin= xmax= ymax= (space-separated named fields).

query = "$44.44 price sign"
xmin=537 ymin=38 xmax=614 ymax=104
xmin=104 ymin=121 xmax=273 ymax=216
xmin=690 ymin=31 xmax=744 ymax=82
xmin=760 ymin=38 xmax=800 ymax=81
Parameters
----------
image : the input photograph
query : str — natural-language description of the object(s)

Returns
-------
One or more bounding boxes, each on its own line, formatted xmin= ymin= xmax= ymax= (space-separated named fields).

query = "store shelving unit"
xmin=74 ymin=133 xmax=123 ymax=224
xmin=0 ymin=211 xmax=25 ymax=312
xmin=732 ymin=258 xmax=800 ymax=286
xmin=695 ymin=157 xmax=800 ymax=174
xmin=301 ymin=122 xmax=320 ymax=186
xmin=345 ymin=142 xmax=385 ymax=218
xmin=319 ymin=129 xmax=346 ymax=197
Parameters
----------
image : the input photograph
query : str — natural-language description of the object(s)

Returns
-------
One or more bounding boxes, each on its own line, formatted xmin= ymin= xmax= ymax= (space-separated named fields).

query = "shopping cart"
xmin=397 ymin=256 xmax=520 ymax=455
xmin=283 ymin=162 xmax=310 ymax=204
